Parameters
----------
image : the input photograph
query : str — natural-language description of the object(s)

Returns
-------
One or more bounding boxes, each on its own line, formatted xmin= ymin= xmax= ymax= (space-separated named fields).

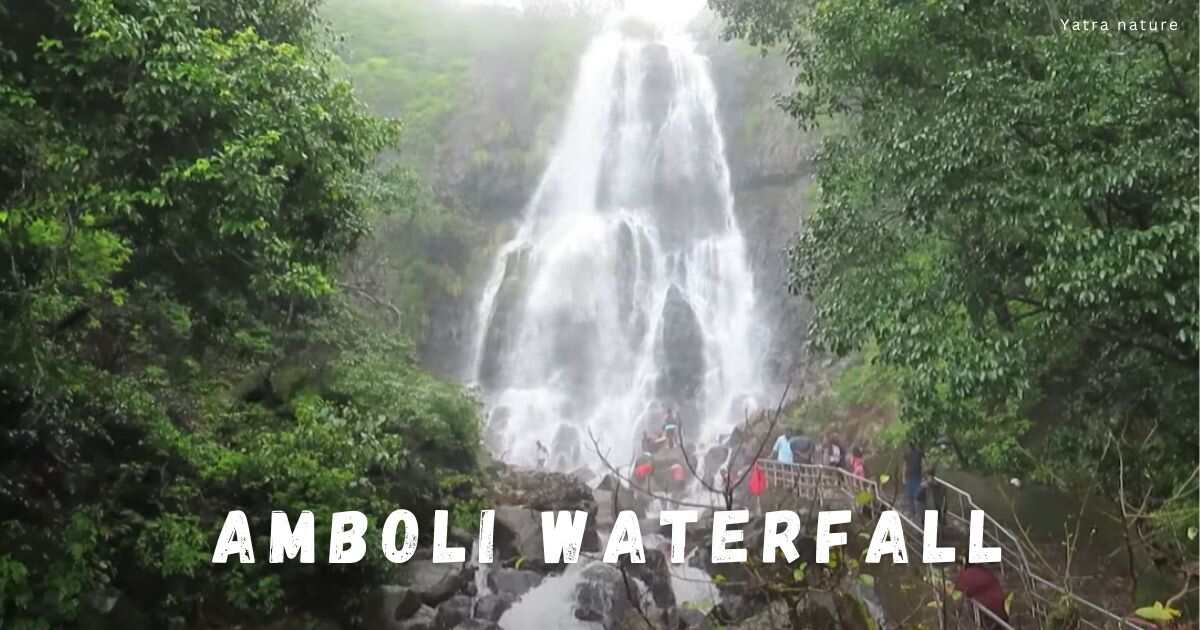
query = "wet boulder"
xmin=656 ymin=285 xmax=705 ymax=411
xmin=396 ymin=605 xmax=436 ymax=630
xmin=433 ymin=595 xmax=473 ymax=630
xmin=572 ymin=563 xmax=639 ymax=630
xmin=625 ymin=547 xmax=675 ymax=610
xmin=492 ymin=469 xmax=602 ymax=569
xmin=493 ymin=506 xmax=546 ymax=568
xmin=676 ymin=606 xmax=715 ymax=630
xmin=402 ymin=551 xmax=472 ymax=607
xmin=486 ymin=568 xmax=543 ymax=599
xmin=473 ymin=593 xmax=516 ymax=622
xmin=362 ymin=585 xmax=423 ymax=630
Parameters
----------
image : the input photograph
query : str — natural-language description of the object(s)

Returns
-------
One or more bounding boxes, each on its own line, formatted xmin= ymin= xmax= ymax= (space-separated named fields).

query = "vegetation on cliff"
xmin=712 ymin=0 xmax=1198 ymax=584
xmin=0 ymin=0 xmax=480 ymax=627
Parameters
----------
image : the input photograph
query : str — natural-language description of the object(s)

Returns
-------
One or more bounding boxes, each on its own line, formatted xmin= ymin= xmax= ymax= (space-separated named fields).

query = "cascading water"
xmin=469 ymin=16 xmax=768 ymax=472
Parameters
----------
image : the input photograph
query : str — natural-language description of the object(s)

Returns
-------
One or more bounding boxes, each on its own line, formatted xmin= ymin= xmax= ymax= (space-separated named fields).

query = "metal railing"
xmin=753 ymin=460 xmax=1137 ymax=629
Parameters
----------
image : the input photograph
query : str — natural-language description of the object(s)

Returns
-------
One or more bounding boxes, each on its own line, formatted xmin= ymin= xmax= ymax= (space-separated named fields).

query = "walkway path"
xmin=755 ymin=461 xmax=1140 ymax=629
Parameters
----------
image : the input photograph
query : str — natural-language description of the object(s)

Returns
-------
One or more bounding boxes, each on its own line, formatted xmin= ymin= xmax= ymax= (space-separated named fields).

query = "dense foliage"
xmin=0 ymin=0 xmax=479 ymax=627
xmin=712 ymin=0 xmax=1197 ymax=546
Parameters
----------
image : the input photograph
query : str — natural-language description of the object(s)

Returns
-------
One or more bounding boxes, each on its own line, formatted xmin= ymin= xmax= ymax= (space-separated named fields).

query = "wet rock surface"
xmin=395 ymin=605 xmax=436 ymax=630
xmin=573 ymin=563 xmax=638 ymax=629
xmin=472 ymin=593 xmax=516 ymax=622
xmin=363 ymin=585 xmax=423 ymax=630
xmin=485 ymin=568 xmax=543 ymax=599
xmin=433 ymin=595 xmax=473 ymax=630
xmin=402 ymin=551 xmax=473 ymax=607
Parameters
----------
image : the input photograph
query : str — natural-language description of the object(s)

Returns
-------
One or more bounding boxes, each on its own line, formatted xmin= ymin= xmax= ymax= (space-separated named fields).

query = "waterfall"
xmin=469 ymin=17 xmax=769 ymax=471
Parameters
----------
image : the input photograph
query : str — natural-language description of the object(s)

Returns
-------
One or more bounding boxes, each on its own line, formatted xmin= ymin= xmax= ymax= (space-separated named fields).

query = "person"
xmin=824 ymin=433 xmax=845 ymax=469
xmin=535 ymin=440 xmax=548 ymax=469
xmin=904 ymin=442 xmax=924 ymax=515
xmin=633 ymin=452 xmax=655 ymax=488
xmin=669 ymin=462 xmax=688 ymax=496
xmin=771 ymin=431 xmax=794 ymax=464
xmin=917 ymin=465 xmax=946 ymax=518
xmin=848 ymin=446 xmax=866 ymax=478
xmin=954 ymin=560 xmax=1009 ymax=628
xmin=663 ymin=407 xmax=679 ymax=450
xmin=789 ymin=434 xmax=815 ymax=465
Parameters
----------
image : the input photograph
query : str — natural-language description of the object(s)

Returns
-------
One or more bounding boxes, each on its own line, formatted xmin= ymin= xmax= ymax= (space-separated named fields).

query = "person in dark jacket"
xmin=789 ymin=435 xmax=815 ymax=464
xmin=917 ymin=465 xmax=947 ymax=518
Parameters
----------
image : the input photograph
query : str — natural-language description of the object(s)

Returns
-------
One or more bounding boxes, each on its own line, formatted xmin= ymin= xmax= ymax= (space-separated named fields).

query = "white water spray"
xmin=469 ymin=17 xmax=768 ymax=471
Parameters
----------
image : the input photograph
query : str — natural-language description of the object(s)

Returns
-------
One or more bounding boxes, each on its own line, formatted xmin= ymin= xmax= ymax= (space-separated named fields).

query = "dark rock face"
xmin=572 ymin=563 xmax=637 ymax=630
xmin=395 ymin=605 xmax=436 ymax=630
xmin=485 ymin=568 xmax=543 ymax=599
xmin=491 ymin=468 xmax=597 ymax=513
xmin=656 ymin=285 xmax=706 ymax=420
xmin=550 ymin=424 xmax=582 ymax=471
xmin=433 ymin=595 xmax=472 ymax=630
xmin=596 ymin=473 xmax=619 ymax=491
xmin=677 ymin=606 xmax=715 ymax=629
xmin=625 ymin=547 xmax=676 ymax=610
xmin=402 ymin=551 xmax=472 ymax=607
xmin=477 ymin=245 xmax=531 ymax=389
xmin=363 ymin=585 xmax=423 ymax=630
xmin=473 ymin=593 xmax=516 ymax=622
xmin=490 ymin=467 xmax=601 ymax=570
xmin=493 ymin=506 xmax=546 ymax=569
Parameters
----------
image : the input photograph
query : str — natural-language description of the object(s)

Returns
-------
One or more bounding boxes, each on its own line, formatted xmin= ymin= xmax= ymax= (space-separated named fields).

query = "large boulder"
xmin=486 ymin=466 xmax=616 ymax=578
xmin=363 ymin=585 xmax=423 ymax=630
xmin=656 ymin=286 xmax=705 ymax=407
xmin=625 ymin=547 xmax=675 ymax=610
xmin=676 ymin=606 xmax=715 ymax=630
xmin=433 ymin=595 xmax=473 ymax=630
xmin=596 ymin=473 xmax=619 ymax=491
xmin=485 ymin=568 xmax=543 ymax=599
xmin=572 ymin=563 xmax=639 ymax=630
xmin=493 ymin=503 xmax=600 ymax=570
xmin=493 ymin=505 xmax=546 ymax=568
xmin=396 ymin=605 xmax=436 ymax=630
xmin=491 ymin=468 xmax=597 ymax=514
xmin=401 ymin=551 xmax=472 ymax=607
xmin=593 ymin=487 xmax=641 ymax=528
xmin=473 ymin=593 xmax=516 ymax=622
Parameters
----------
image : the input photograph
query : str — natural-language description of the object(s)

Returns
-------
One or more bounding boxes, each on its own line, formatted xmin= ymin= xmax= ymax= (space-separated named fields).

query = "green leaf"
xmin=1134 ymin=602 xmax=1180 ymax=622
xmin=858 ymin=573 xmax=875 ymax=587
xmin=878 ymin=474 xmax=890 ymax=485
xmin=855 ymin=490 xmax=874 ymax=507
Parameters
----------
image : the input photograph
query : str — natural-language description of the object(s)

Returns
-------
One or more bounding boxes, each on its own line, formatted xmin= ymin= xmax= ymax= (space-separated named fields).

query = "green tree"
xmin=711 ymin=0 xmax=1197 ymax=520
xmin=0 ymin=0 xmax=479 ymax=627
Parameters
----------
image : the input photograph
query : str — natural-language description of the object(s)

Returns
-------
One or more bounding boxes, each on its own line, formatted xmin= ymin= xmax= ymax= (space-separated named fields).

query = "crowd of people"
xmin=769 ymin=430 xmax=866 ymax=477
xmin=621 ymin=409 xmax=1010 ymax=626
xmin=632 ymin=405 xmax=690 ymax=502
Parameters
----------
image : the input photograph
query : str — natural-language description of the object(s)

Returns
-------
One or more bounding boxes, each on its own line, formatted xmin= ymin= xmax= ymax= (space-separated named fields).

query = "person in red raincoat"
xmin=748 ymin=462 xmax=767 ymax=496
xmin=955 ymin=561 xmax=1009 ymax=628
